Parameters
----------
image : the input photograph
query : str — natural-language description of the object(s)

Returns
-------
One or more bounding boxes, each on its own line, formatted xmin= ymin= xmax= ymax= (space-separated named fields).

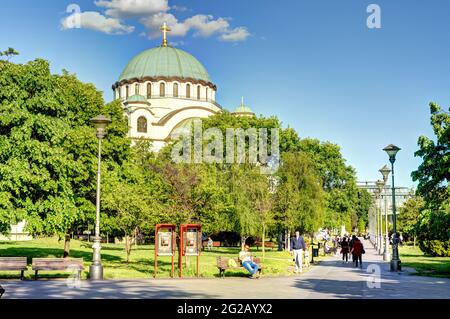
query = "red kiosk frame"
xmin=154 ymin=224 xmax=177 ymax=278
xmin=179 ymin=224 xmax=202 ymax=277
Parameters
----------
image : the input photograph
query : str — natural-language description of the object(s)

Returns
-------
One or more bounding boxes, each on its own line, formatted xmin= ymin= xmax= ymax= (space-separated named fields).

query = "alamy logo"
xmin=65 ymin=4 xmax=81 ymax=29
xmin=367 ymin=4 xmax=381 ymax=29
xmin=170 ymin=119 xmax=280 ymax=174
xmin=366 ymin=264 xmax=381 ymax=288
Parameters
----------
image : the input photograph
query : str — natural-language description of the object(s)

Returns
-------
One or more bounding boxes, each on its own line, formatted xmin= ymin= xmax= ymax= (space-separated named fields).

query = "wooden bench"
xmin=0 ymin=257 xmax=28 ymax=280
xmin=216 ymin=257 xmax=263 ymax=277
xmin=32 ymin=258 xmax=84 ymax=280
xmin=255 ymin=242 xmax=276 ymax=250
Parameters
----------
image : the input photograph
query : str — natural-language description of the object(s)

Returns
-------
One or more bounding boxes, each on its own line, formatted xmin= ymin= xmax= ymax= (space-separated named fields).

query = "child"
xmin=304 ymin=249 xmax=310 ymax=267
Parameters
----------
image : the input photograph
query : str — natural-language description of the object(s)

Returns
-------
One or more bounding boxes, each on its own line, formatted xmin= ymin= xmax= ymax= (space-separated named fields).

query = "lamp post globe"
xmin=383 ymin=144 xmax=401 ymax=271
xmin=379 ymin=165 xmax=391 ymax=261
xmin=89 ymin=115 xmax=112 ymax=281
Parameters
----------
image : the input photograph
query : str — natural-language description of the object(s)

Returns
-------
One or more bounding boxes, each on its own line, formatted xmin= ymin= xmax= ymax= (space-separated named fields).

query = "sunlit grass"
xmin=0 ymin=237 xmax=331 ymax=280
xmin=400 ymin=244 xmax=450 ymax=278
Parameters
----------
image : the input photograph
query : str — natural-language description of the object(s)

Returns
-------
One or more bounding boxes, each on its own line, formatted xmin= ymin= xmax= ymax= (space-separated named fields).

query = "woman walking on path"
xmin=350 ymin=235 xmax=365 ymax=269
xmin=340 ymin=237 xmax=349 ymax=263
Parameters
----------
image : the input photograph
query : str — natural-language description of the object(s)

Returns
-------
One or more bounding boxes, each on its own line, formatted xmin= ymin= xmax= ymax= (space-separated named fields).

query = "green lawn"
xmin=0 ymin=237 xmax=330 ymax=280
xmin=399 ymin=244 xmax=450 ymax=278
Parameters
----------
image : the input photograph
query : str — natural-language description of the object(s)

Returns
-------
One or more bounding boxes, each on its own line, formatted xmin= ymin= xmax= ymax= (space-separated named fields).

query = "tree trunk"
xmin=125 ymin=235 xmax=132 ymax=263
xmin=63 ymin=233 xmax=71 ymax=258
xmin=413 ymin=236 xmax=416 ymax=248
xmin=241 ymin=236 xmax=247 ymax=250
xmin=262 ymin=224 xmax=266 ymax=260
xmin=286 ymin=230 xmax=291 ymax=252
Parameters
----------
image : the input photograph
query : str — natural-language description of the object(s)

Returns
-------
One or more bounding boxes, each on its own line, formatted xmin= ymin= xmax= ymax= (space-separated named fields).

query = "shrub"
xmin=416 ymin=207 xmax=450 ymax=257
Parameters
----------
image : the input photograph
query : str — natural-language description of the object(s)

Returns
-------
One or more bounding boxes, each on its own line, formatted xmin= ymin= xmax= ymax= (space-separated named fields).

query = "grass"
xmin=0 ymin=237 xmax=331 ymax=280
xmin=399 ymin=244 xmax=450 ymax=278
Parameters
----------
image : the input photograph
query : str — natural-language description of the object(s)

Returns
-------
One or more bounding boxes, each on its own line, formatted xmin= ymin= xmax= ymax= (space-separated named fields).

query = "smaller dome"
xmin=124 ymin=94 xmax=150 ymax=105
xmin=232 ymin=97 xmax=255 ymax=117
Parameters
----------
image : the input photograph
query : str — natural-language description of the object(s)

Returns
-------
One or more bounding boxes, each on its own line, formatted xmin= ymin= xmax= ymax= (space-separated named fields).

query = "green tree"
xmin=355 ymin=188 xmax=372 ymax=232
xmin=0 ymin=47 xmax=19 ymax=61
xmin=0 ymin=58 xmax=129 ymax=256
xmin=412 ymin=102 xmax=449 ymax=256
xmin=297 ymin=138 xmax=359 ymax=231
xmin=398 ymin=196 xmax=425 ymax=246
xmin=274 ymin=152 xmax=325 ymax=243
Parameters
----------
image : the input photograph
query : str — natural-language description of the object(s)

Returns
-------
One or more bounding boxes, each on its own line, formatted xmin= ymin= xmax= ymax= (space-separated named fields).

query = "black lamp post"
xmin=89 ymin=115 xmax=111 ymax=281
xmin=383 ymin=144 xmax=401 ymax=272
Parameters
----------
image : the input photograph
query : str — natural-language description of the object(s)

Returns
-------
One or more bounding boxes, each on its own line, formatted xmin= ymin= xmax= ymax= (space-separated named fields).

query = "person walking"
xmin=340 ymin=237 xmax=349 ymax=263
xmin=349 ymin=235 xmax=355 ymax=265
xmin=290 ymin=231 xmax=306 ymax=273
xmin=350 ymin=235 xmax=365 ymax=269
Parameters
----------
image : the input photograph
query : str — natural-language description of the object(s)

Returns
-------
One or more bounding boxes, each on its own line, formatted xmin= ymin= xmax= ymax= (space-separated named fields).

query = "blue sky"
xmin=1 ymin=0 xmax=449 ymax=188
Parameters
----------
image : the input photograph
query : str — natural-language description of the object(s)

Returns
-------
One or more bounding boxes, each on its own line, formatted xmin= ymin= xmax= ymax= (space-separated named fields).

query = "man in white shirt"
xmin=239 ymin=245 xmax=260 ymax=278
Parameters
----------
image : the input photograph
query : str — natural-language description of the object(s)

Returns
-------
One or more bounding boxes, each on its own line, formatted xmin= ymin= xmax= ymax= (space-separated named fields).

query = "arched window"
xmin=126 ymin=85 xmax=129 ymax=99
xmin=160 ymin=82 xmax=166 ymax=97
xmin=147 ymin=83 xmax=152 ymax=99
xmin=118 ymin=88 xmax=121 ymax=99
xmin=186 ymin=84 xmax=191 ymax=98
xmin=197 ymin=85 xmax=201 ymax=100
xmin=135 ymin=83 xmax=140 ymax=95
xmin=206 ymin=87 xmax=209 ymax=100
xmin=137 ymin=116 xmax=148 ymax=133
xmin=173 ymin=83 xmax=179 ymax=97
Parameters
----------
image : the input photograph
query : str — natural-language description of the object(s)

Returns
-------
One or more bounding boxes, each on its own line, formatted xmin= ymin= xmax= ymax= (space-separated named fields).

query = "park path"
xmin=1 ymin=239 xmax=450 ymax=299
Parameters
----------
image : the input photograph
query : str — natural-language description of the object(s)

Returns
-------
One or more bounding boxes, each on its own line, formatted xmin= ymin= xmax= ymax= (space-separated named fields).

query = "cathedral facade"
xmin=112 ymin=23 xmax=254 ymax=150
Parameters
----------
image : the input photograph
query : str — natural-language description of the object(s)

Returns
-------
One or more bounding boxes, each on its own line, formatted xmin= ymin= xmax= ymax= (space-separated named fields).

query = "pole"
xmin=378 ymin=192 xmax=383 ymax=254
xmin=375 ymin=200 xmax=379 ymax=250
xmin=383 ymin=185 xmax=390 ymax=261
xmin=90 ymin=137 xmax=104 ymax=280
xmin=390 ymin=161 xmax=401 ymax=271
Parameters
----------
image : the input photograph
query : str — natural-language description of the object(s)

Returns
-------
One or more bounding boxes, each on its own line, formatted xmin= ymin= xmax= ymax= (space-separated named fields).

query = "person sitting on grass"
xmin=239 ymin=245 xmax=260 ymax=279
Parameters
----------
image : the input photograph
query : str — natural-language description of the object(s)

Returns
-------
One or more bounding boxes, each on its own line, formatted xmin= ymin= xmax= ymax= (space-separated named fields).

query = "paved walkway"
xmin=1 ymin=239 xmax=449 ymax=299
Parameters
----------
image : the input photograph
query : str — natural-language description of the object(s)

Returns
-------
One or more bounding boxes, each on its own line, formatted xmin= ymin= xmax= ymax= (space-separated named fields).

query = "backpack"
xmin=228 ymin=258 xmax=238 ymax=267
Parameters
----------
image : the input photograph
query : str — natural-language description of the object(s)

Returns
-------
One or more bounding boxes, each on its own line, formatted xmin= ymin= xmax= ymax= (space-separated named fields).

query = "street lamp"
xmin=375 ymin=180 xmax=385 ymax=255
xmin=89 ymin=115 xmax=112 ymax=281
xmin=383 ymin=144 xmax=401 ymax=271
xmin=373 ymin=187 xmax=380 ymax=251
xmin=379 ymin=165 xmax=391 ymax=261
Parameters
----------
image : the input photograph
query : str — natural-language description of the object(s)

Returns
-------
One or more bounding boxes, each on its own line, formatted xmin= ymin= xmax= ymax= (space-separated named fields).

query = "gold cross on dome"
xmin=160 ymin=22 xmax=171 ymax=47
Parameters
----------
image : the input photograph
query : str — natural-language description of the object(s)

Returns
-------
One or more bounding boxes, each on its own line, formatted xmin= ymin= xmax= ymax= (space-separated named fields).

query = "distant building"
xmin=357 ymin=181 xmax=415 ymax=237
xmin=0 ymin=220 xmax=32 ymax=241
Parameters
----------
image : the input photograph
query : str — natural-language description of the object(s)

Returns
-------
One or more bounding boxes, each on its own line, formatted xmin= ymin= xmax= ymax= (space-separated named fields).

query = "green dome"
xmin=126 ymin=94 xmax=148 ymax=103
xmin=232 ymin=97 xmax=254 ymax=115
xmin=234 ymin=105 xmax=253 ymax=113
xmin=119 ymin=46 xmax=211 ymax=83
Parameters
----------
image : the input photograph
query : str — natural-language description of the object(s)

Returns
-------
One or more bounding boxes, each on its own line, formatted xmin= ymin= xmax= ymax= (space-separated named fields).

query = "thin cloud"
xmin=94 ymin=0 xmax=169 ymax=18
xmin=61 ymin=11 xmax=134 ymax=34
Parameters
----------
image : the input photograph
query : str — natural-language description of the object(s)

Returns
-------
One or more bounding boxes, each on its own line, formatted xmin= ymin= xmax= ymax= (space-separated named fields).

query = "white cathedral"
xmin=113 ymin=23 xmax=255 ymax=150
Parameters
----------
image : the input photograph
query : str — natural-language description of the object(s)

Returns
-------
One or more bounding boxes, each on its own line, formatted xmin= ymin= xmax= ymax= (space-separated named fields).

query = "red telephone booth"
xmin=154 ymin=224 xmax=177 ymax=278
xmin=179 ymin=224 xmax=202 ymax=277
